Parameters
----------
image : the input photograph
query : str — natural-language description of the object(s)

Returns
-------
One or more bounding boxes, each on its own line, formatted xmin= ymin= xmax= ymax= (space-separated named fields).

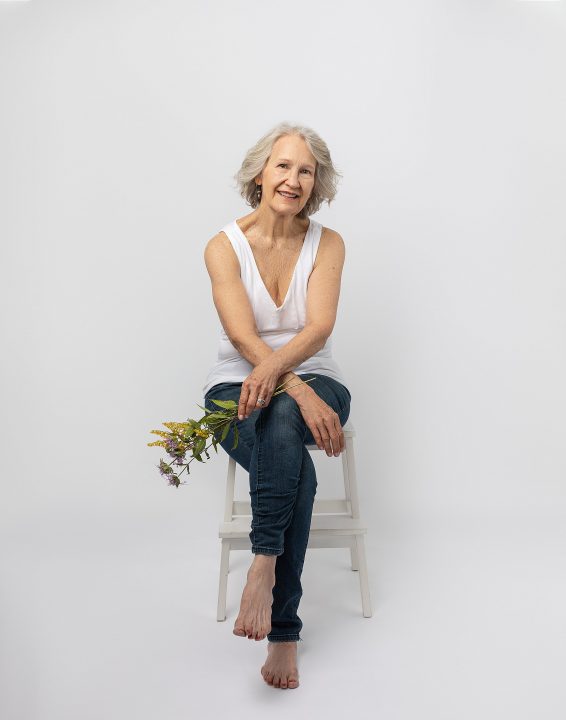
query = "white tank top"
xmin=202 ymin=217 xmax=349 ymax=397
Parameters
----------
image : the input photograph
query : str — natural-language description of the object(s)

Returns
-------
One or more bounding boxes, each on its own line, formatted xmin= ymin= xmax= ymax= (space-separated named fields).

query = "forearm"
xmin=230 ymin=325 xmax=328 ymax=401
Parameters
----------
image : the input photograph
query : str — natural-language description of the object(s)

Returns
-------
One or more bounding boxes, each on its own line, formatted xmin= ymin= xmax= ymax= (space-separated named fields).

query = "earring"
xmin=256 ymin=184 xmax=262 ymax=201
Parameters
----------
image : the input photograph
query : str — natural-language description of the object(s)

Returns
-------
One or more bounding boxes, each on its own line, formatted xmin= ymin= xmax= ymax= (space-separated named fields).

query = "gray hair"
xmin=233 ymin=122 xmax=342 ymax=219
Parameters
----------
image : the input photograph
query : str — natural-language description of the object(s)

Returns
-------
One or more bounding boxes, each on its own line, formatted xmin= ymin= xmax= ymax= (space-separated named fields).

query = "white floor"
xmin=1 ymin=507 xmax=564 ymax=720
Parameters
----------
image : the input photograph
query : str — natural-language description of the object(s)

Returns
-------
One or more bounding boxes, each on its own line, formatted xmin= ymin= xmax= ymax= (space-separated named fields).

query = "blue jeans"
xmin=204 ymin=373 xmax=352 ymax=643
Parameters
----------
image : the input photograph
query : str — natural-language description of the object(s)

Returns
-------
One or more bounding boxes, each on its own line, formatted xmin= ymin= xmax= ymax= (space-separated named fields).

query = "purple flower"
xmin=168 ymin=474 xmax=181 ymax=487
xmin=158 ymin=459 xmax=174 ymax=476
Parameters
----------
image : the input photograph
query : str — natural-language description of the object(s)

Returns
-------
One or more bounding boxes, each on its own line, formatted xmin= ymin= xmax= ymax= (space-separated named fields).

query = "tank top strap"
xmin=219 ymin=221 xmax=247 ymax=270
xmin=299 ymin=219 xmax=322 ymax=275
xmin=292 ymin=219 xmax=322 ymax=299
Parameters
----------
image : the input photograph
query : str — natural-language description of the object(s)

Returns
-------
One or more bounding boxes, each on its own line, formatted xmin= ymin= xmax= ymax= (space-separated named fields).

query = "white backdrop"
xmin=1 ymin=1 xmax=565 ymax=718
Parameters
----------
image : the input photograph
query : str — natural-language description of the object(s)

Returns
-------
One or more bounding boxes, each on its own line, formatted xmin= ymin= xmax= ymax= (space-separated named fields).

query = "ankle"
xmin=249 ymin=554 xmax=276 ymax=575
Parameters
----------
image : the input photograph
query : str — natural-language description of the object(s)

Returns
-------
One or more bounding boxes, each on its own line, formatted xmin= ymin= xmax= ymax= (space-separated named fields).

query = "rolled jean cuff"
xmin=267 ymin=634 xmax=303 ymax=643
xmin=251 ymin=546 xmax=284 ymax=556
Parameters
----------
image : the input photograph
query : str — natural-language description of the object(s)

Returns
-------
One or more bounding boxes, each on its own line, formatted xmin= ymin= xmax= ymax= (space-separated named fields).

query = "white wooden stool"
xmin=216 ymin=418 xmax=372 ymax=621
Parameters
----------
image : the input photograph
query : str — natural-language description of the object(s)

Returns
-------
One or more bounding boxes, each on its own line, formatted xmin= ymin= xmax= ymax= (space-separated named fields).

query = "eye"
xmin=278 ymin=163 xmax=311 ymax=174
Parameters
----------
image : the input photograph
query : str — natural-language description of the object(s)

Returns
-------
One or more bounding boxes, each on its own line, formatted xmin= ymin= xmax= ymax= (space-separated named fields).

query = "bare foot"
xmin=261 ymin=641 xmax=300 ymax=689
xmin=233 ymin=556 xmax=276 ymax=641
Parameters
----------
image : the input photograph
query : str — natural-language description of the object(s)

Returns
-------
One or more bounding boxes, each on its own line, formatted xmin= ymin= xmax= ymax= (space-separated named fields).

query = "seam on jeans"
xmin=252 ymin=546 xmax=284 ymax=555
xmin=253 ymin=408 xmax=263 ymax=551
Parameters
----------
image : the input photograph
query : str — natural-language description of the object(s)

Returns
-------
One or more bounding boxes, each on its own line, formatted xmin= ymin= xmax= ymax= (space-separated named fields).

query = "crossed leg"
xmin=204 ymin=374 xmax=351 ymax=688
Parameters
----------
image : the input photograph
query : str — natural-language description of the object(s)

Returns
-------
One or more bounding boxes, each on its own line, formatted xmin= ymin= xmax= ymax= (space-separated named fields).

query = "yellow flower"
xmin=149 ymin=429 xmax=173 ymax=439
xmin=163 ymin=421 xmax=191 ymax=433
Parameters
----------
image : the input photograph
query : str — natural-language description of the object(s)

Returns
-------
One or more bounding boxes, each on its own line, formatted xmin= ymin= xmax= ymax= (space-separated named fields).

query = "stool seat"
xmin=216 ymin=417 xmax=372 ymax=620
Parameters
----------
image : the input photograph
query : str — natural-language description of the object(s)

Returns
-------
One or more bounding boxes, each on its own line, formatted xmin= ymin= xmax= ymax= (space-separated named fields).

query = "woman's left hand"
xmin=238 ymin=358 xmax=282 ymax=420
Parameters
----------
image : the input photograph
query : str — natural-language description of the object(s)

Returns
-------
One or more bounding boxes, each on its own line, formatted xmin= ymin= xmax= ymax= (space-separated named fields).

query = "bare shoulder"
xmin=314 ymin=225 xmax=346 ymax=269
xmin=203 ymin=231 xmax=240 ymax=280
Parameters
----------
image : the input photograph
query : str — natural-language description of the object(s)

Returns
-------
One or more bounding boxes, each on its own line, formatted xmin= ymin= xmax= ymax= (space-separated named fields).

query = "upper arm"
xmin=204 ymin=232 xmax=258 ymax=342
xmin=305 ymin=228 xmax=346 ymax=338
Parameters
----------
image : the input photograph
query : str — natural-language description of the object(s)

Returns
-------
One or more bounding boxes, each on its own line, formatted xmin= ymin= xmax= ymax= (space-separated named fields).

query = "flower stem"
xmin=273 ymin=377 xmax=316 ymax=395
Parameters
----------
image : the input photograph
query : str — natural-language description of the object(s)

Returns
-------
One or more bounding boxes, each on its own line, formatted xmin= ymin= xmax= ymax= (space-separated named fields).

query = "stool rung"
xmin=232 ymin=498 xmax=352 ymax=516
xmin=219 ymin=515 xmax=367 ymax=538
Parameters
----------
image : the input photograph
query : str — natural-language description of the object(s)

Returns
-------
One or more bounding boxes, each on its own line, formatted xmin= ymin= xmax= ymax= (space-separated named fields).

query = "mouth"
xmin=278 ymin=190 xmax=299 ymax=200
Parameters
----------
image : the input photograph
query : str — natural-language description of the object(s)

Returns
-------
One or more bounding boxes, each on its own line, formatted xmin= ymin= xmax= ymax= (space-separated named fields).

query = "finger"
xmin=325 ymin=415 xmax=342 ymax=457
xmin=318 ymin=422 xmax=333 ymax=456
xmin=238 ymin=388 xmax=249 ymax=420
xmin=333 ymin=415 xmax=345 ymax=456
xmin=260 ymin=388 xmax=272 ymax=408
xmin=251 ymin=386 xmax=271 ymax=416
xmin=309 ymin=424 xmax=323 ymax=450
xmin=245 ymin=386 xmax=263 ymax=418
xmin=246 ymin=388 xmax=258 ymax=418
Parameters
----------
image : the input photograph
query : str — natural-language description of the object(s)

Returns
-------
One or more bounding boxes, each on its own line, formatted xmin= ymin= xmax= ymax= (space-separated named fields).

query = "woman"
xmin=202 ymin=122 xmax=351 ymax=689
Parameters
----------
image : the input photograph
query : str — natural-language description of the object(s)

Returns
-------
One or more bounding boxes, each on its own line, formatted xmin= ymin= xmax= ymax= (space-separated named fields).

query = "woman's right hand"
xmin=295 ymin=389 xmax=345 ymax=457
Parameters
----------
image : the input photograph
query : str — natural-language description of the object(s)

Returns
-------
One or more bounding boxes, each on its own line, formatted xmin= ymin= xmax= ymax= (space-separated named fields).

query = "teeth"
xmin=279 ymin=191 xmax=298 ymax=198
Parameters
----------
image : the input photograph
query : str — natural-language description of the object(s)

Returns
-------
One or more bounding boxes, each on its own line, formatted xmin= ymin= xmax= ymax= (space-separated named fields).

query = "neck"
xmin=245 ymin=208 xmax=308 ymax=246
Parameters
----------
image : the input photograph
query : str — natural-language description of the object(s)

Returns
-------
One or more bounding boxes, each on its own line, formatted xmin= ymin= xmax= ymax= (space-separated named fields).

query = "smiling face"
xmin=256 ymin=135 xmax=316 ymax=216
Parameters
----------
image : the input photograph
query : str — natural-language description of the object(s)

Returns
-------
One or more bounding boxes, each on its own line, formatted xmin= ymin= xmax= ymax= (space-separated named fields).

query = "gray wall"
xmin=1 ymin=2 xmax=565 ymax=714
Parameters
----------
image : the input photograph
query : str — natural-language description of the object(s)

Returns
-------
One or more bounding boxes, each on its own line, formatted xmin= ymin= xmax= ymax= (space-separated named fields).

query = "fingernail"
xmin=238 ymin=415 xmax=243 ymax=420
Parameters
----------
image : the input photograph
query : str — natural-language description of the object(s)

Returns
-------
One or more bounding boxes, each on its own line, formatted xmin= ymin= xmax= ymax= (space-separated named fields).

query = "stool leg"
xmin=217 ymin=541 xmax=230 ymax=622
xmin=354 ymin=534 xmax=373 ymax=618
xmin=350 ymin=537 xmax=359 ymax=571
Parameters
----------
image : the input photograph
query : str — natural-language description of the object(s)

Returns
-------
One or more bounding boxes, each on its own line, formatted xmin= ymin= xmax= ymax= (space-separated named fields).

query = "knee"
xmin=258 ymin=393 xmax=303 ymax=442
xmin=262 ymin=392 xmax=300 ymax=424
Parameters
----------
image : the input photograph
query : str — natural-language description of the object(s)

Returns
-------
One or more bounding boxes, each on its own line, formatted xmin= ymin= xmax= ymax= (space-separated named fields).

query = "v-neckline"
xmin=234 ymin=218 xmax=311 ymax=311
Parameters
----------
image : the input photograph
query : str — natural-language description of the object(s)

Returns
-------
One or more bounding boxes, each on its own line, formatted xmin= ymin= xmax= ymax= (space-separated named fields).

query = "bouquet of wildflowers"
xmin=147 ymin=377 xmax=315 ymax=487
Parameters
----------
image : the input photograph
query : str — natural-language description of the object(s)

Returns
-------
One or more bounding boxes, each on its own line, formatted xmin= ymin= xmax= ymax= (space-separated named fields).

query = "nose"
xmin=285 ymin=170 xmax=301 ymax=188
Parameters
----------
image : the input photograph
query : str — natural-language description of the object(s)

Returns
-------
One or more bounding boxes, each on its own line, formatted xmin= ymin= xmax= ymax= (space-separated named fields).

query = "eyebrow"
xmin=277 ymin=158 xmax=315 ymax=171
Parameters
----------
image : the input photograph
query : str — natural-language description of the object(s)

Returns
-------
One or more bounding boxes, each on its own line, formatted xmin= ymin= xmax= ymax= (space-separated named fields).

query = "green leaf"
xmin=204 ymin=412 xmax=227 ymax=421
xmin=220 ymin=421 xmax=230 ymax=442
xmin=231 ymin=424 xmax=239 ymax=450
xmin=195 ymin=404 xmax=213 ymax=414
xmin=210 ymin=398 xmax=238 ymax=409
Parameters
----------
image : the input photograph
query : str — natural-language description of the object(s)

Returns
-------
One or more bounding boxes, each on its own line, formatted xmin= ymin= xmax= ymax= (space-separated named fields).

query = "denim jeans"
xmin=203 ymin=373 xmax=352 ymax=643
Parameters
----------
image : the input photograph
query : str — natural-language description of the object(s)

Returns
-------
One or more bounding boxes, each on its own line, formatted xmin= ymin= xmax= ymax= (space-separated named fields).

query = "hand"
xmin=238 ymin=358 xmax=282 ymax=420
xmin=295 ymin=390 xmax=345 ymax=457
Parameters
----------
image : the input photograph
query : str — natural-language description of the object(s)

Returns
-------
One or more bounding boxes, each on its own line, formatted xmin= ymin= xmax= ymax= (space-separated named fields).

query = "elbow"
xmin=228 ymin=328 xmax=259 ymax=350
xmin=310 ymin=322 xmax=332 ymax=348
